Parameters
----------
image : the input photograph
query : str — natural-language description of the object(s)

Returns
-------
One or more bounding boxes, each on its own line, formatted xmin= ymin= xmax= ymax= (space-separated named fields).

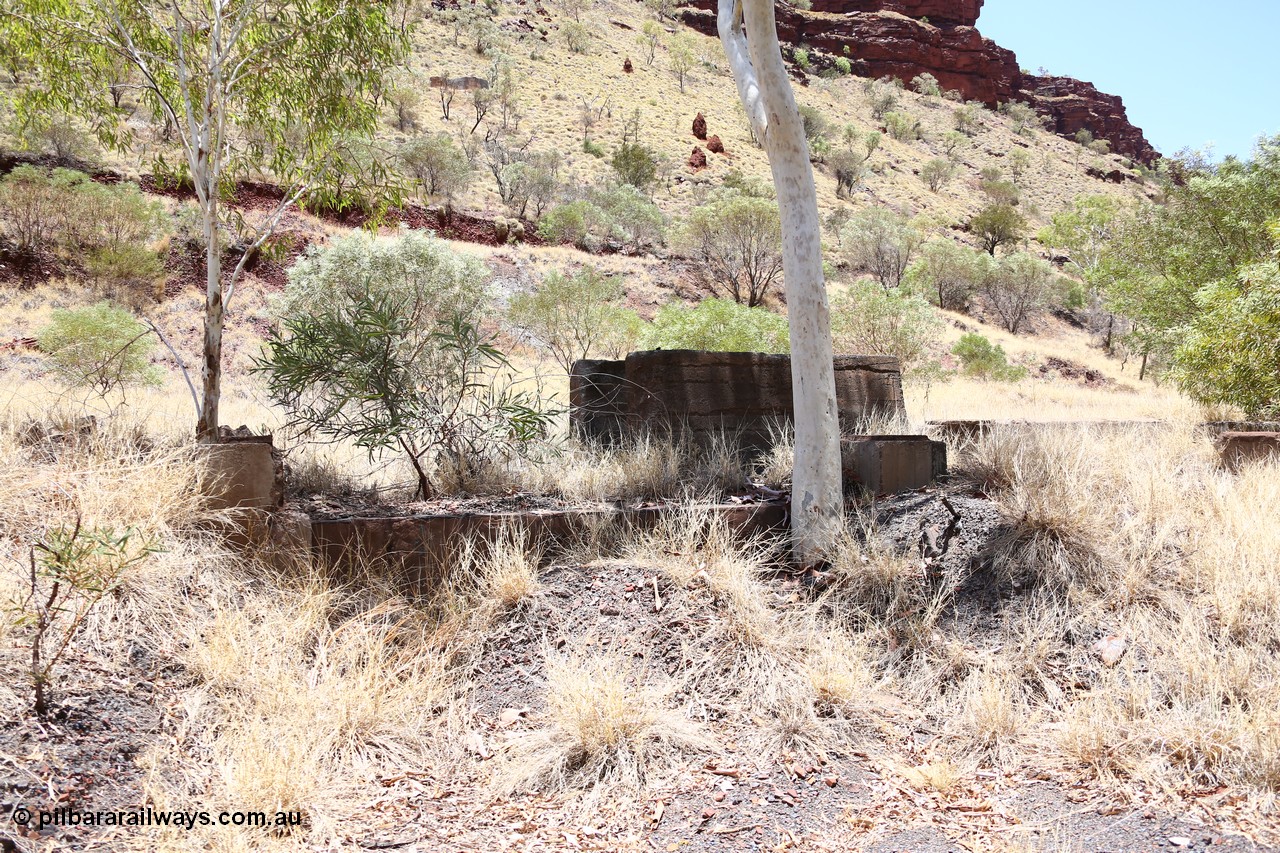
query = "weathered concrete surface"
xmin=310 ymin=503 xmax=788 ymax=597
xmin=928 ymin=420 xmax=1166 ymax=442
xmin=842 ymin=435 xmax=947 ymax=496
xmin=1216 ymin=432 xmax=1280 ymax=472
xmin=572 ymin=350 xmax=905 ymax=449
xmin=196 ymin=433 xmax=281 ymax=510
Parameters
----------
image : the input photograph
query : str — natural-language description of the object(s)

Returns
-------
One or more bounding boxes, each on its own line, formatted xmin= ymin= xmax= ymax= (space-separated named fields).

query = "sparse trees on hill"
xmin=677 ymin=192 xmax=784 ymax=307
xmin=2 ymin=0 xmax=408 ymax=440
xmin=831 ymin=281 xmax=942 ymax=379
xmin=905 ymin=239 xmax=992 ymax=311
xmin=921 ymin=158 xmax=956 ymax=192
xmin=669 ymin=30 xmax=698 ymax=93
xmin=399 ymin=134 xmax=474 ymax=207
xmin=508 ymin=268 xmax=643 ymax=374
xmin=980 ymin=252 xmax=1055 ymax=334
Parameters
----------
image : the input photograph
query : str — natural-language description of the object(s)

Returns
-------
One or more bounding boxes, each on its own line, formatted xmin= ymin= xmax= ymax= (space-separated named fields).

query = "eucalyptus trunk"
xmin=718 ymin=0 xmax=842 ymax=566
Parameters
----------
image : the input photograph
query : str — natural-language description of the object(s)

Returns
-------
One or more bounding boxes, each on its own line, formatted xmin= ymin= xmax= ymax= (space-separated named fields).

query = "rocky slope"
xmin=681 ymin=0 xmax=1158 ymax=164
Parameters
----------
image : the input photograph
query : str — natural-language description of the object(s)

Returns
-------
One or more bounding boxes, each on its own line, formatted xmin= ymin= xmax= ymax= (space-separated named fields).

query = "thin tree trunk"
xmin=196 ymin=201 xmax=222 ymax=442
xmin=719 ymin=0 xmax=842 ymax=566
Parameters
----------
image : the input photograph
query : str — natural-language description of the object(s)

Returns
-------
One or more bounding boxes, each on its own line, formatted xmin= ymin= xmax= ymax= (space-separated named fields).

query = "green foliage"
xmin=264 ymin=239 xmax=552 ymax=497
xmin=840 ymin=207 xmax=923 ymax=290
xmin=883 ymin=112 xmax=920 ymax=142
xmin=951 ymin=333 xmax=1027 ymax=381
xmin=676 ymin=192 xmax=783 ymax=307
xmin=941 ymin=130 xmax=967 ymax=160
xmin=904 ymin=239 xmax=992 ymax=311
xmin=911 ymin=73 xmax=942 ymax=98
xmin=591 ymin=184 xmax=667 ymax=251
xmin=828 ymin=150 xmax=864 ymax=199
xmin=980 ymin=252 xmax=1056 ymax=334
xmin=668 ymin=30 xmax=697 ymax=92
xmin=1008 ymin=148 xmax=1033 ymax=182
xmin=792 ymin=48 xmax=811 ymax=69
xmin=37 ymin=302 xmax=162 ymax=396
xmin=833 ymin=57 xmax=852 ymax=75
xmin=831 ymin=280 xmax=942 ymax=379
xmin=611 ymin=126 xmax=659 ymax=190
xmin=953 ymin=104 xmax=983 ymax=136
xmin=865 ymin=79 xmax=901 ymax=120
xmin=276 ymin=230 xmax=488 ymax=333
xmin=1000 ymin=101 xmax=1043 ymax=137
xmin=970 ymin=203 xmax=1026 ymax=256
xmin=398 ymin=133 xmax=474 ymax=201
xmin=6 ymin=521 xmax=157 ymax=716
xmin=85 ymin=244 xmax=165 ymax=304
xmin=920 ymin=158 xmax=956 ymax=192
xmin=537 ymin=200 xmax=612 ymax=251
xmin=1099 ymin=139 xmax=1280 ymax=413
xmin=722 ymin=170 xmax=776 ymax=199
xmin=644 ymin=298 xmax=789 ymax=353
xmin=562 ymin=20 xmax=592 ymax=53
xmin=798 ymin=105 xmax=830 ymax=146
xmin=1038 ymin=195 xmax=1120 ymax=282
xmin=508 ymin=267 xmax=643 ymax=374
xmin=980 ymin=177 xmax=1021 ymax=206
xmin=582 ymin=137 xmax=606 ymax=158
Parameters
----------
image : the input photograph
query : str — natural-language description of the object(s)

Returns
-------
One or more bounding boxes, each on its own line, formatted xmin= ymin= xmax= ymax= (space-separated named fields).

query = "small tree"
xmin=611 ymin=112 xmax=659 ymax=190
xmin=905 ymin=239 xmax=993 ymax=311
xmin=971 ymin=203 xmax=1026 ymax=256
xmin=592 ymin=184 xmax=667 ymax=251
xmin=831 ymin=280 xmax=942 ymax=378
xmin=677 ymin=192 xmax=784 ymax=307
xmin=398 ymin=133 xmax=474 ymax=206
xmin=644 ymin=297 xmax=789 ymax=353
xmin=865 ymin=79 xmax=900 ymax=120
xmin=508 ymin=268 xmax=643 ymax=374
xmin=1000 ymin=101 xmax=1044 ymax=137
xmin=911 ymin=73 xmax=942 ymax=98
xmin=884 ymin=112 xmax=921 ymax=142
xmin=840 ymin=207 xmax=923 ymax=290
xmin=980 ymin=252 xmax=1055 ymax=333
xmin=1008 ymin=148 xmax=1033 ymax=182
xmin=37 ymin=303 xmax=163 ymax=398
xmin=669 ymin=30 xmax=698 ymax=93
xmin=638 ymin=20 xmax=664 ymax=65
xmin=921 ymin=158 xmax=956 ymax=192
xmin=941 ymin=130 xmax=967 ymax=160
xmin=953 ymin=104 xmax=983 ymax=136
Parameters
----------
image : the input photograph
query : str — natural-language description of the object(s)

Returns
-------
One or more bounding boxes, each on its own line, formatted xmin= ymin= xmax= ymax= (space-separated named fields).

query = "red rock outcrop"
xmin=681 ymin=1 xmax=1157 ymax=164
xmin=692 ymin=112 xmax=708 ymax=139
xmin=689 ymin=146 xmax=708 ymax=170
xmin=707 ymin=134 xmax=725 ymax=154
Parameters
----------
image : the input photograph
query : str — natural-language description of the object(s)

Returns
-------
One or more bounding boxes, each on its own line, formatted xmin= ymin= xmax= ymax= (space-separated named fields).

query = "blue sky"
xmin=978 ymin=0 xmax=1279 ymax=161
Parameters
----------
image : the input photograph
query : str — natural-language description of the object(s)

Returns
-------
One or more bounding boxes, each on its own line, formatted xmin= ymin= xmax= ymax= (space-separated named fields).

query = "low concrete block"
xmin=196 ymin=441 xmax=279 ymax=510
xmin=842 ymin=435 xmax=946 ymax=496
xmin=1216 ymin=431 xmax=1280 ymax=472
xmin=569 ymin=359 xmax=628 ymax=444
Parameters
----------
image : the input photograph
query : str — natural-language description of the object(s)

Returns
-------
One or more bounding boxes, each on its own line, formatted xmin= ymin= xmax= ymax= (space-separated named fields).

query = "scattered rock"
xmin=623 ymin=57 xmax=633 ymax=73
xmin=692 ymin=112 xmax=708 ymax=140
xmin=1094 ymin=635 xmax=1127 ymax=667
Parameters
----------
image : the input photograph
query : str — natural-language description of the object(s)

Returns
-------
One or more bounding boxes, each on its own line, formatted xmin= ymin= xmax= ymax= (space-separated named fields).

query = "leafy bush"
xmin=37 ymin=302 xmax=162 ymax=396
xmin=1000 ymin=101 xmax=1043 ymax=137
xmin=951 ymin=333 xmax=1027 ymax=381
xmin=582 ymin=137 xmax=606 ymax=158
xmin=953 ymin=104 xmax=983 ymax=136
xmin=920 ymin=158 xmax=955 ymax=192
xmin=792 ymin=48 xmax=811 ymax=69
xmin=865 ymin=79 xmax=900 ymax=120
xmin=611 ymin=139 xmax=659 ymax=190
xmin=911 ymin=73 xmax=941 ymax=98
xmin=970 ymin=203 xmax=1026 ymax=256
xmin=643 ymin=297 xmax=789 ymax=353
xmin=904 ymin=239 xmax=992 ymax=311
xmin=798 ymin=105 xmax=830 ymax=146
xmin=884 ymin=112 xmax=920 ymax=142
xmin=398 ymin=133 xmax=474 ymax=202
xmin=537 ymin=200 xmax=613 ymax=251
xmin=85 ymin=244 xmax=166 ymax=304
xmin=980 ymin=178 xmax=1021 ymax=206
xmin=276 ymin=230 xmax=489 ymax=333
xmin=833 ymin=57 xmax=851 ymax=75
xmin=0 ymin=165 xmax=74 ymax=256
xmin=979 ymin=252 xmax=1056 ymax=334
xmin=591 ymin=184 xmax=667 ymax=251
xmin=828 ymin=150 xmax=864 ymax=198
xmin=840 ymin=207 xmax=922 ymax=290
xmin=508 ymin=267 xmax=643 ymax=373
xmin=831 ymin=280 xmax=942 ymax=378
xmin=941 ymin=130 xmax=967 ymax=159
xmin=676 ymin=192 xmax=783 ymax=307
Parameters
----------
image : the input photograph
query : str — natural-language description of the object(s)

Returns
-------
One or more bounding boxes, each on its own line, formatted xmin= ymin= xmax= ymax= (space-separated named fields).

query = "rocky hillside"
xmin=681 ymin=0 xmax=1158 ymax=163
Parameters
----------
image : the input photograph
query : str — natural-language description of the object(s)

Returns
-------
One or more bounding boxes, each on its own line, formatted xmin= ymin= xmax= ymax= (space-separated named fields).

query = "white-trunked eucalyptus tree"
xmin=718 ymin=0 xmax=842 ymax=565
xmin=2 ymin=0 xmax=409 ymax=441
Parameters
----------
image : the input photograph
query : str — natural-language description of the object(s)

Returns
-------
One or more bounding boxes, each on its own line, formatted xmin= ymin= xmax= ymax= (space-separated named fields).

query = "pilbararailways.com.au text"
xmin=11 ymin=805 xmax=304 ymax=831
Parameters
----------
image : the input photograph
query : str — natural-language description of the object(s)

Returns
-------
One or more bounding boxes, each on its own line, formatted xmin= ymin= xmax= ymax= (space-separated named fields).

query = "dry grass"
xmin=499 ymin=652 xmax=708 ymax=798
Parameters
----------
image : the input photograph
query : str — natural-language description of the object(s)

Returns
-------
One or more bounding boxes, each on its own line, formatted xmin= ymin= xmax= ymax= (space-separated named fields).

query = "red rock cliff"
xmin=681 ymin=0 xmax=1157 ymax=164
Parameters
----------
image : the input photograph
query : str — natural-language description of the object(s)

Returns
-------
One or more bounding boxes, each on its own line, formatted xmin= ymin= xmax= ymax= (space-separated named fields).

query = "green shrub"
xmin=643 ymin=297 xmax=789 ymax=353
xmin=85 ymin=244 xmax=165 ymax=304
xmin=582 ymin=137 xmax=606 ymax=158
xmin=276 ymin=230 xmax=488 ymax=331
xmin=865 ymin=79 xmax=900 ymax=120
xmin=676 ymin=192 xmax=783 ymax=307
xmin=904 ymin=240 xmax=992 ymax=311
xmin=1000 ymin=101 xmax=1043 ymax=137
xmin=537 ymin=200 xmax=613 ymax=251
xmin=37 ymin=302 xmax=162 ymax=396
xmin=831 ymin=280 xmax=942 ymax=378
xmin=840 ymin=207 xmax=923 ymax=290
xmin=833 ymin=57 xmax=851 ymax=75
xmin=970 ymin=203 xmax=1026 ymax=256
xmin=398 ymin=133 xmax=474 ymax=202
xmin=920 ymin=158 xmax=956 ymax=192
xmin=591 ymin=184 xmax=667 ymax=250
xmin=611 ymin=140 xmax=658 ymax=190
xmin=508 ymin=267 xmax=643 ymax=373
xmin=884 ymin=111 xmax=920 ymax=142
xmin=911 ymin=73 xmax=941 ymax=98
xmin=792 ymin=47 xmax=811 ymax=69
xmin=941 ymin=130 xmax=967 ymax=160
xmin=953 ymin=104 xmax=983 ymax=136
xmin=798 ymin=104 xmax=830 ymax=146
xmin=980 ymin=252 xmax=1056 ymax=334
xmin=951 ymin=333 xmax=1026 ymax=381
xmin=980 ymin=178 xmax=1021 ymax=206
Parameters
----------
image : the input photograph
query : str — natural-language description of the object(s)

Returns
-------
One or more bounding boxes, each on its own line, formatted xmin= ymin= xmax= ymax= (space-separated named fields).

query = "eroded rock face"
xmin=681 ymin=1 xmax=1156 ymax=163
